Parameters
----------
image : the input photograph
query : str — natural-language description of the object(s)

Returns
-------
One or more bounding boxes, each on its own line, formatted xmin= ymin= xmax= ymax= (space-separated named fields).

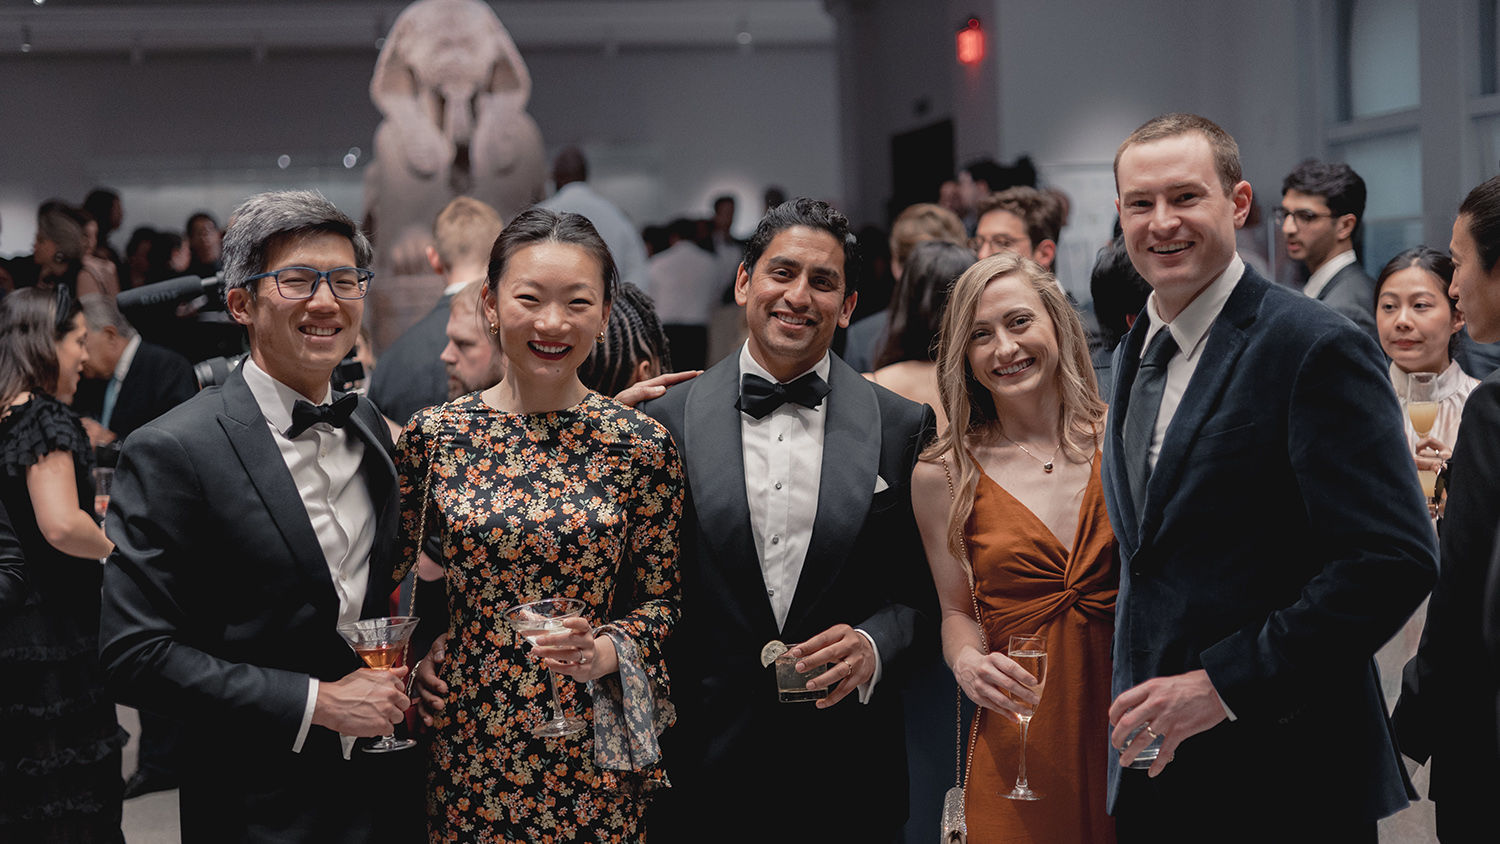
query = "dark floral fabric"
xmin=395 ymin=391 xmax=683 ymax=844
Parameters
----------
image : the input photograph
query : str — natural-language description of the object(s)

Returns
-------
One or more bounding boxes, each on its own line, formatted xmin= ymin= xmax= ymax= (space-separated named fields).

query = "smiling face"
xmin=483 ymin=241 xmax=609 ymax=395
xmin=1116 ymin=132 xmax=1252 ymax=321
xmin=54 ymin=313 xmax=89 ymax=400
xmin=226 ymin=231 xmax=363 ymax=401
xmin=1378 ymin=265 xmax=1462 ymax=375
xmin=735 ymin=225 xmax=857 ymax=382
xmin=965 ymin=273 xmax=1060 ymax=413
xmin=1449 ymin=215 xmax=1500 ymax=344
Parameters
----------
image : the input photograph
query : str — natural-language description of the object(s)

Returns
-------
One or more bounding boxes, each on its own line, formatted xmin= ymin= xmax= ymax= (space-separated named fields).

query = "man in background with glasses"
xmin=100 ymin=190 xmax=420 ymax=844
xmin=1278 ymin=159 xmax=1378 ymax=343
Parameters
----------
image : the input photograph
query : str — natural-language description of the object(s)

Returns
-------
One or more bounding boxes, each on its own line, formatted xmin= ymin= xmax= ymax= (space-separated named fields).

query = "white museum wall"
xmin=0 ymin=42 xmax=841 ymax=256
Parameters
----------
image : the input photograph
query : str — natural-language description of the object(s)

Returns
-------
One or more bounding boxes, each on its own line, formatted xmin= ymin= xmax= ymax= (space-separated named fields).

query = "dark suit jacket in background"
xmin=99 ymin=368 xmax=420 ymax=844
xmin=74 ymin=340 xmax=197 ymax=441
xmin=1398 ymin=368 xmax=1500 ymax=828
xmin=642 ymin=353 xmax=936 ymax=843
xmin=1103 ymin=267 xmax=1436 ymax=830
xmin=1313 ymin=258 xmax=1378 ymax=346
xmin=366 ymin=292 xmax=454 ymax=427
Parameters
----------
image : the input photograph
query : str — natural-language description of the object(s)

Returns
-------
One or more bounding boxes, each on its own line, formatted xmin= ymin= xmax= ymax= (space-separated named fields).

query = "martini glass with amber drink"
xmin=1406 ymin=372 xmax=1440 ymax=507
xmin=336 ymin=616 xmax=420 ymax=753
xmin=504 ymin=598 xmax=589 ymax=737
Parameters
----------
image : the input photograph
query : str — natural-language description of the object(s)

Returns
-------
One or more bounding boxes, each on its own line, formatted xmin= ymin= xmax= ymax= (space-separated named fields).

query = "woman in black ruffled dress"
xmin=0 ymin=286 xmax=126 ymax=843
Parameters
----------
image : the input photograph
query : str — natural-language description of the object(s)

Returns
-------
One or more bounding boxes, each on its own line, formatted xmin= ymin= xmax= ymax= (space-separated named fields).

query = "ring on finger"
xmin=1142 ymin=723 xmax=1159 ymax=741
xmin=843 ymin=658 xmax=853 ymax=675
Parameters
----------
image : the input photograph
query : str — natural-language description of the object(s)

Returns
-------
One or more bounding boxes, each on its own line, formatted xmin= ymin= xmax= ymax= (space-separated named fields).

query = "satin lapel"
xmin=345 ymin=397 xmax=400 ymax=618
xmin=217 ymin=370 xmax=338 ymax=612
xmin=1106 ymin=315 xmax=1150 ymax=560
xmin=784 ymin=357 xmax=880 ymax=632
xmin=682 ymin=358 xmax=780 ymax=633
xmin=1137 ymin=273 xmax=1265 ymax=547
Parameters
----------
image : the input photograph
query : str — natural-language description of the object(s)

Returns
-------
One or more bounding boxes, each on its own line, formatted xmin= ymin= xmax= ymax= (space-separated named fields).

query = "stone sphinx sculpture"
xmin=363 ymin=0 xmax=546 ymax=346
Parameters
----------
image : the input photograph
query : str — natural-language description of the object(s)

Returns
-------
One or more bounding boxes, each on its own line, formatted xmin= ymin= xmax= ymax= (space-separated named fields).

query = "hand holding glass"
xmin=335 ymin=616 xmax=420 ymax=753
xmin=1003 ymin=634 xmax=1048 ymax=801
xmin=1406 ymin=372 xmax=1440 ymax=502
xmin=504 ymin=598 xmax=589 ymax=737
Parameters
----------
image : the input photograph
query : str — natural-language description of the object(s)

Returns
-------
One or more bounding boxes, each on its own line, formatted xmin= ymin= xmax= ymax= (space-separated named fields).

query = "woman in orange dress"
xmin=912 ymin=251 xmax=1117 ymax=843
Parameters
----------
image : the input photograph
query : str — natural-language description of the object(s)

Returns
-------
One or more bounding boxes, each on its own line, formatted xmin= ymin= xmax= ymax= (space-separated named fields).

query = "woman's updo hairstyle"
xmin=485 ymin=207 xmax=619 ymax=309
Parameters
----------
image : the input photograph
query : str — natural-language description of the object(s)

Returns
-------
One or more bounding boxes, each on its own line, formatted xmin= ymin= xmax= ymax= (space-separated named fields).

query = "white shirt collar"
xmin=113 ymin=334 xmax=143 ymax=382
xmin=241 ymin=358 xmax=333 ymax=435
xmin=738 ymin=342 xmax=832 ymax=393
xmin=1303 ymin=248 xmax=1358 ymax=300
xmin=1142 ymin=253 xmax=1245 ymax=362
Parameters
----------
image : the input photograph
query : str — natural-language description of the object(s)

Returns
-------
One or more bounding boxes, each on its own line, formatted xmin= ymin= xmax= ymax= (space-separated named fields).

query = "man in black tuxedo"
xmin=1278 ymin=158 xmax=1379 ymax=343
xmin=100 ymin=190 xmax=419 ymax=844
xmin=367 ymin=196 xmax=503 ymax=427
xmin=642 ymin=198 xmax=936 ymax=843
xmin=1102 ymin=115 xmax=1436 ymax=842
xmin=74 ymin=293 xmax=197 ymax=447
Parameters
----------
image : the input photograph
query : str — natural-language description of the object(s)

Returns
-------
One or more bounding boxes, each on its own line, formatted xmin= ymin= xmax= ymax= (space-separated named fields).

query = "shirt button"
xmin=767 ymin=588 xmax=775 ymax=597
xmin=771 ymin=535 xmax=780 ymax=545
xmin=774 ymin=481 xmax=782 ymax=490
xmin=777 ymin=434 xmax=784 ymax=442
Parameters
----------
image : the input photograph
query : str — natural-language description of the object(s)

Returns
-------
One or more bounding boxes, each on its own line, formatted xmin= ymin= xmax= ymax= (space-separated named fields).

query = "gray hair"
xmin=219 ymin=190 xmax=372 ymax=305
xmin=78 ymin=293 xmax=137 ymax=338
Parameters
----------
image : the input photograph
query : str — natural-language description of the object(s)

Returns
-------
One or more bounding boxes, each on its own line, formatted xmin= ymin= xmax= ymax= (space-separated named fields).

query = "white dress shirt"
xmin=1301 ymin=248 xmax=1357 ymax=301
xmin=737 ymin=344 xmax=881 ymax=701
xmin=1137 ymin=254 xmax=1244 ymax=720
xmin=242 ymin=359 xmax=376 ymax=754
xmin=1139 ymin=253 xmax=1245 ymax=473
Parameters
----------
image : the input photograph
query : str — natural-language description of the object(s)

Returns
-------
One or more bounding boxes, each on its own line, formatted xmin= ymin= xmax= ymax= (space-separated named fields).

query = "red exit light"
xmin=957 ymin=18 xmax=984 ymax=66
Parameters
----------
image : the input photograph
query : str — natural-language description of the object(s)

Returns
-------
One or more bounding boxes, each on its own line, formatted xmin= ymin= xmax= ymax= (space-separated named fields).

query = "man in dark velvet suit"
xmin=1102 ymin=115 xmax=1436 ymax=842
xmin=366 ymin=196 xmax=503 ymax=428
xmin=100 ymin=190 xmax=419 ymax=844
xmin=1278 ymin=159 xmax=1379 ymax=343
xmin=642 ymin=199 xmax=936 ymax=843
xmin=74 ymin=293 xmax=197 ymax=446
xmin=1400 ymin=175 xmax=1500 ymax=841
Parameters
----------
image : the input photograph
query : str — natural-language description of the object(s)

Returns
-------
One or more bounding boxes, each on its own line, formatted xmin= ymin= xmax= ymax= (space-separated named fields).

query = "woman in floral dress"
xmin=395 ymin=208 xmax=683 ymax=844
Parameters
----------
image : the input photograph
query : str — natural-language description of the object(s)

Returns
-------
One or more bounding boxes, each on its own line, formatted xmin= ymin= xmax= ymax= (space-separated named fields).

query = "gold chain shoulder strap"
xmin=940 ymin=454 xmax=986 ymax=792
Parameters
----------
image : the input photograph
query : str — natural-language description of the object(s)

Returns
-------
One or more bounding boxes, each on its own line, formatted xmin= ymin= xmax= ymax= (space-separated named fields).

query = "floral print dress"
xmin=395 ymin=392 xmax=683 ymax=844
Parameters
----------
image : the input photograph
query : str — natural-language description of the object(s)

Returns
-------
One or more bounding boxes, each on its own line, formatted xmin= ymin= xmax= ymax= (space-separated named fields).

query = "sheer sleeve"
xmin=588 ymin=416 xmax=684 ymax=773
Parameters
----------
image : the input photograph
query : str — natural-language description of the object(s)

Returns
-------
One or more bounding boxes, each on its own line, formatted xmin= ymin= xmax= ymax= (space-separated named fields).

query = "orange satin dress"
xmin=964 ymin=454 xmax=1119 ymax=844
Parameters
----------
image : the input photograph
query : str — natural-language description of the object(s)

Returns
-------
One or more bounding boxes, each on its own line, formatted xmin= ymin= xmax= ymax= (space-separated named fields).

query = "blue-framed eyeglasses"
xmin=246 ymin=266 xmax=374 ymax=300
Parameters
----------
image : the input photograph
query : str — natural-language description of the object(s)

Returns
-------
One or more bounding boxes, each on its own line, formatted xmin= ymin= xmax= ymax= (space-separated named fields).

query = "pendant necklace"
xmin=1002 ymin=434 xmax=1061 ymax=473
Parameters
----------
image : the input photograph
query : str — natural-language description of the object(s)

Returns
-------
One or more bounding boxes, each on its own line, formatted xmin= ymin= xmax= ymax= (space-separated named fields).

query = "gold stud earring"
xmin=489 ymin=323 xmax=499 ymax=335
xmin=597 ymin=332 xmax=606 ymax=343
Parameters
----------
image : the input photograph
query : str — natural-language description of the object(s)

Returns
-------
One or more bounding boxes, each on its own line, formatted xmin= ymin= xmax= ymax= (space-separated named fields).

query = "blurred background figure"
xmin=865 ymin=240 xmax=976 ymax=433
xmin=1087 ymin=235 xmax=1152 ymax=402
xmin=0 ymin=286 xmax=125 ymax=844
xmin=73 ymin=294 xmax=198 ymax=452
xmin=647 ymin=217 xmax=719 ymax=371
xmin=539 ymin=146 xmax=650 ymax=290
xmin=184 ymin=212 xmax=223 ymax=280
xmin=439 ymin=279 xmax=506 ymax=400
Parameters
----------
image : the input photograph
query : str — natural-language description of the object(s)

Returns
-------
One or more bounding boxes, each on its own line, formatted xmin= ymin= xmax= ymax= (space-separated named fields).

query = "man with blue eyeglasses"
xmin=100 ymin=190 xmax=421 ymax=844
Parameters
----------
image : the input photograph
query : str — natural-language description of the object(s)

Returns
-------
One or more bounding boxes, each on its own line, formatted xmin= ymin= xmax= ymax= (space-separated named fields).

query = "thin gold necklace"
xmin=1002 ymin=434 xmax=1060 ymax=473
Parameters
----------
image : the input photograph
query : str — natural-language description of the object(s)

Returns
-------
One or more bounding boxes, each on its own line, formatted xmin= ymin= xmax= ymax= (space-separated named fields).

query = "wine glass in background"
xmin=92 ymin=467 xmax=113 ymax=519
xmin=504 ymin=598 xmax=589 ymax=737
xmin=1407 ymin=372 xmax=1440 ymax=503
xmin=1003 ymin=633 xmax=1048 ymax=801
xmin=335 ymin=616 xmax=420 ymax=753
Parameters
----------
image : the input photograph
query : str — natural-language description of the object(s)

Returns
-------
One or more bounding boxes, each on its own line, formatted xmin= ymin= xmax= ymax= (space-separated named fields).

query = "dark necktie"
xmin=1122 ymin=327 xmax=1178 ymax=514
xmin=284 ymin=392 xmax=359 ymax=439
xmin=737 ymin=371 xmax=831 ymax=420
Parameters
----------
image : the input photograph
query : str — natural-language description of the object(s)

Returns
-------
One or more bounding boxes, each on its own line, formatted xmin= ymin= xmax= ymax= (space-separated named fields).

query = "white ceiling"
xmin=0 ymin=0 xmax=834 ymax=56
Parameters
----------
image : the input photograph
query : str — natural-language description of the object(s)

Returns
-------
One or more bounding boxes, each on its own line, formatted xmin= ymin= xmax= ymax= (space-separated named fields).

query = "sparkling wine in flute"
xmin=1408 ymin=401 xmax=1438 ymax=437
xmin=94 ymin=495 xmax=110 ymax=519
xmin=1009 ymin=650 xmax=1048 ymax=720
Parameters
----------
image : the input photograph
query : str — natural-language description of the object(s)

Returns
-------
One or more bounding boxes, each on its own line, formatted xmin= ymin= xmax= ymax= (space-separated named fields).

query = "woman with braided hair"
xmin=580 ymin=281 xmax=678 ymax=397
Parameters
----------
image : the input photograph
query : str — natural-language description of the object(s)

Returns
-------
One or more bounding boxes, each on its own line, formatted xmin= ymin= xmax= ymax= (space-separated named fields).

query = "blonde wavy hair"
xmin=922 ymin=251 xmax=1107 ymax=562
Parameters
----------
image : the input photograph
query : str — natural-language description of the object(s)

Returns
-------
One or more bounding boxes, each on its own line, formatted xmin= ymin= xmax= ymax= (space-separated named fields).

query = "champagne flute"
xmin=504 ymin=598 xmax=589 ymax=738
xmin=1003 ymin=633 xmax=1048 ymax=801
xmin=335 ymin=616 xmax=420 ymax=753
xmin=1407 ymin=372 xmax=1440 ymax=502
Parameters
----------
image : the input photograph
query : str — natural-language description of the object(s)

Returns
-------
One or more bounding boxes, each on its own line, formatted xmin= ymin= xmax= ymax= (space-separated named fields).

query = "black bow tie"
xmin=737 ymin=372 xmax=831 ymax=420
xmin=284 ymin=393 xmax=359 ymax=438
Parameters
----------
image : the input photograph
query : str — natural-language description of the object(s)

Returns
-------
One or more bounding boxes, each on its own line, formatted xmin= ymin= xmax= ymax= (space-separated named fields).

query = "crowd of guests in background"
xmin=3 ymin=112 xmax=1500 ymax=844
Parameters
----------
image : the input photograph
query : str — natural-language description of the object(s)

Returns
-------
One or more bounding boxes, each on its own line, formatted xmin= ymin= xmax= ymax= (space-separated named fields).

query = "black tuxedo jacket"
xmin=74 ymin=340 xmax=197 ymax=440
xmin=643 ymin=353 xmax=936 ymax=843
xmin=99 ymin=367 xmax=418 ymax=844
xmin=1314 ymin=258 xmax=1379 ymax=345
xmin=1398 ymin=368 xmax=1500 ymax=817
xmin=1103 ymin=266 xmax=1436 ymax=827
xmin=366 ymin=292 xmax=454 ymax=427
